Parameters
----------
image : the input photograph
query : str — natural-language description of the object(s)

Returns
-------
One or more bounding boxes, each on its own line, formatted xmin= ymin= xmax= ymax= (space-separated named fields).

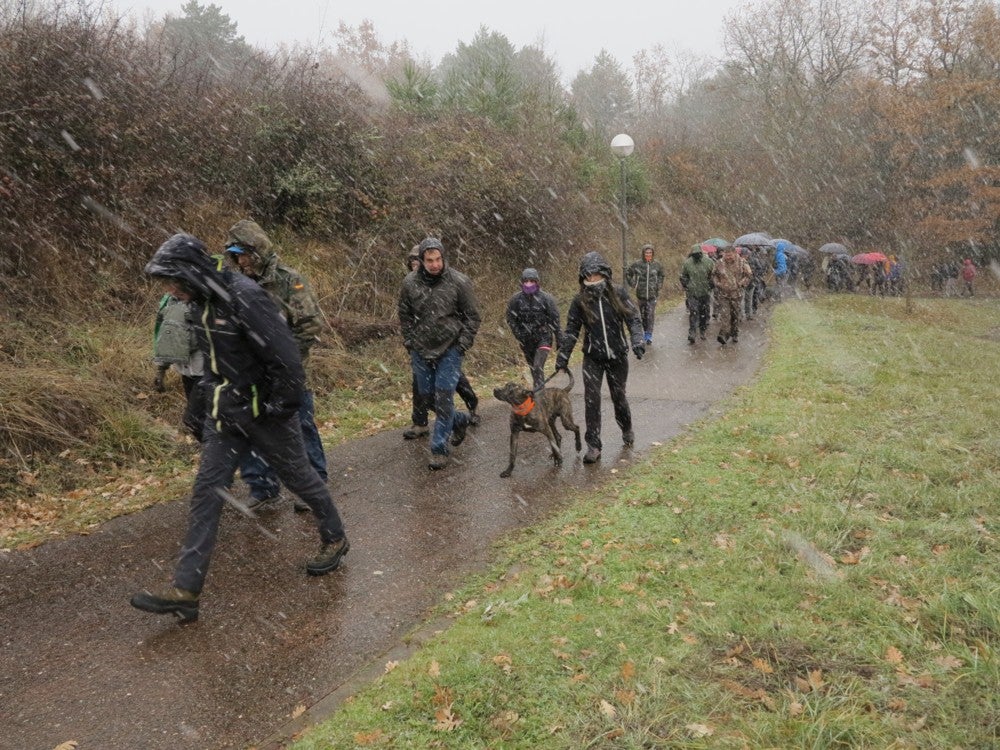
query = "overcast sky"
xmin=110 ymin=0 xmax=749 ymax=81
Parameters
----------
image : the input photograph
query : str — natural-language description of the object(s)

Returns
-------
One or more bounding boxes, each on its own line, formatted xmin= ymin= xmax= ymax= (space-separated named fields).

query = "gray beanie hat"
xmin=521 ymin=267 xmax=540 ymax=281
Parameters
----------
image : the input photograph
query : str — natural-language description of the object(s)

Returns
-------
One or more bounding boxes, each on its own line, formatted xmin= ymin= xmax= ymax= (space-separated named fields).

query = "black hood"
xmin=578 ymin=251 xmax=612 ymax=281
xmin=144 ymin=233 xmax=226 ymax=301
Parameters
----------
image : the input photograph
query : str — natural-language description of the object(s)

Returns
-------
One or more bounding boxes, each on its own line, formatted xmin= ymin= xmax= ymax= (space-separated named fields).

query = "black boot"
xmin=130 ymin=587 xmax=200 ymax=622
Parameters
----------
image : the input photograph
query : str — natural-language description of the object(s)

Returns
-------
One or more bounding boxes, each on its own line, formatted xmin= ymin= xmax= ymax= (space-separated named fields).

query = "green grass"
xmin=291 ymin=296 xmax=999 ymax=749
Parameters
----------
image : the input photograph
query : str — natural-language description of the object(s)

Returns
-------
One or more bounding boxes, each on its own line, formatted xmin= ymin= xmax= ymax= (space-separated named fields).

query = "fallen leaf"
xmin=620 ymin=660 xmax=635 ymax=680
xmin=428 ymin=660 xmax=440 ymax=678
xmin=789 ymin=701 xmax=804 ymax=716
xmin=752 ymin=657 xmax=774 ymax=674
xmin=686 ymin=722 xmax=714 ymax=737
xmin=290 ymin=704 xmax=306 ymax=719
xmin=934 ymin=654 xmax=963 ymax=670
xmin=433 ymin=705 xmax=462 ymax=731
xmin=384 ymin=660 xmax=399 ymax=673
xmin=354 ymin=729 xmax=384 ymax=745
xmin=599 ymin=699 xmax=617 ymax=718
xmin=52 ymin=743 xmax=78 ymax=750
xmin=615 ymin=689 xmax=636 ymax=705
xmin=885 ymin=646 xmax=904 ymax=664
xmin=886 ymin=698 xmax=907 ymax=711
xmin=807 ymin=669 xmax=825 ymax=692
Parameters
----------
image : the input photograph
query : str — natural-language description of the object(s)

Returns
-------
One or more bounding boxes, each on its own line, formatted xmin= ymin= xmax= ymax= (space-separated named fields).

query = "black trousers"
xmin=582 ymin=355 xmax=631 ymax=450
xmin=686 ymin=294 xmax=710 ymax=336
xmin=174 ymin=414 xmax=346 ymax=593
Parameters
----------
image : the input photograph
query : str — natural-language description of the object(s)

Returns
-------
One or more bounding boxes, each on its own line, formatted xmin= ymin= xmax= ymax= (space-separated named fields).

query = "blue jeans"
xmin=410 ymin=346 xmax=470 ymax=456
xmin=240 ymin=390 xmax=328 ymax=500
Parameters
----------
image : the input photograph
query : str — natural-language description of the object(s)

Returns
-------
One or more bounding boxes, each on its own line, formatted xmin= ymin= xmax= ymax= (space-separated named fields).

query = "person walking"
xmin=131 ymin=234 xmax=349 ymax=622
xmin=625 ymin=243 xmax=665 ymax=345
xmin=403 ymin=246 xmax=480 ymax=438
xmin=555 ymin=251 xmax=645 ymax=464
xmin=747 ymin=246 xmax=769 ymax=317
xmin=505 ymin=267 xmax=562 ymax=389
xmin=398 ymin=237 xmax=481 ymax=470
xmin=680 ymin=244 xmax=715 ymax=344
xmin=223 ymin=219 xmax=327 ymax=513
xmin=961 ymin=258 xmax=977 ymax=296
xmin=711 ymin=245 xmax=752 ymax=346
xmin=152 ymin=293 xmax=206 ymax=441
xmin=773 ymin=241 xmax=789 ymax=300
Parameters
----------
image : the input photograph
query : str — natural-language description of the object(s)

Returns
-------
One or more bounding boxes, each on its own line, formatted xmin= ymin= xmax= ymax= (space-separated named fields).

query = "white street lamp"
xmin=610 ymin=134 xmax=634 ymax=281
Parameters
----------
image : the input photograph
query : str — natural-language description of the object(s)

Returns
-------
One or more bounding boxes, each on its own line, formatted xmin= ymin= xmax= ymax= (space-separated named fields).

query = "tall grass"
xmin=292 ymin=296 xmax=999 ymax=749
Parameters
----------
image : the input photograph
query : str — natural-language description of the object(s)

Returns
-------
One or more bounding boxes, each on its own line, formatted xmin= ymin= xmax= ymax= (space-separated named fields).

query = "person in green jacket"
xmin=224 ymin=219 xmax=327 ymax=511
xmin=679 ymin=244 xmax=715 ymax=344
xmin=625 ymin=244 xmax=665 ymax=345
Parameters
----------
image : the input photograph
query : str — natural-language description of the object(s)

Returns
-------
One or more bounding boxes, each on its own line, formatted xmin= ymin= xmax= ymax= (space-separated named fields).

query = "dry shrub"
xmin=0 ymin=367 xmax=101 ymax=458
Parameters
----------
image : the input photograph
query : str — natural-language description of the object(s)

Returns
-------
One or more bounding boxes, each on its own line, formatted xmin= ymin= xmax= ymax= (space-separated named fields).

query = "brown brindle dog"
xmin=493 ymin=370 xmax=582 ymax=478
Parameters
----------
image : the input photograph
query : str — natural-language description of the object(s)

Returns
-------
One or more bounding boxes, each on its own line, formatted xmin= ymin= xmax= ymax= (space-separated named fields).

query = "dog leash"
xmin=532 ymin=368 xmax=565 ymax=395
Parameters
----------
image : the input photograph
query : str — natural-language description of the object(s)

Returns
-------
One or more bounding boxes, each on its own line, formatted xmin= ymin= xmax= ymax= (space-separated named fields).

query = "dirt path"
xmin=0 ymin=302 xmax=769 ymax=750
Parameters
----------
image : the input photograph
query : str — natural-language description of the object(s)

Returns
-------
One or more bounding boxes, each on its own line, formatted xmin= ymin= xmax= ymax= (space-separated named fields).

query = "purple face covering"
xmin=521 ymin=281 xmax=539 ymax=294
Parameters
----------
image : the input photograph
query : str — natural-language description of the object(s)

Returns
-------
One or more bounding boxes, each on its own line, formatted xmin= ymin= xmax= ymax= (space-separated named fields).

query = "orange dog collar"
xmin=512 ymin=395 xmax=536 ymax=416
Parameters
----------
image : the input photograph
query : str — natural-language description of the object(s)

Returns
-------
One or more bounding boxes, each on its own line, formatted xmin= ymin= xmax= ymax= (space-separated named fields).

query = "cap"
xmin=521 ymin=268 xmax=540 ymax=281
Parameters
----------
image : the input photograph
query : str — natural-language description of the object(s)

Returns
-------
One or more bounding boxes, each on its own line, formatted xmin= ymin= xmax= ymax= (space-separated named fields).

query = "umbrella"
xmin=785 ymin=244 xmax=810 ymax=257
xmin=702 ymin=237 xmax=731 ymax=249
xmin=819 ymin=242 xmax=848 ymax=254
xmin=700 ymin=243 xmax=719 ymax=255
xmin=851 ymin=252 xmax=888 ymax=265
xmin=733 ymin=232 xmax=775 ymax=247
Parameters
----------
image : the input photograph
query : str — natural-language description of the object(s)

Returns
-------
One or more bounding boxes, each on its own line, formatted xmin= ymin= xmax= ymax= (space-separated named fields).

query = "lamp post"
xmin=610 ymin=133 xmax=634 ymax=281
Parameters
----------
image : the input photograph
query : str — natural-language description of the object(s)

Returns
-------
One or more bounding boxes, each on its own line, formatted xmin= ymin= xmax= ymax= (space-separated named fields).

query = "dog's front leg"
xmin=501 ymin=429 xmax=519 ymax=477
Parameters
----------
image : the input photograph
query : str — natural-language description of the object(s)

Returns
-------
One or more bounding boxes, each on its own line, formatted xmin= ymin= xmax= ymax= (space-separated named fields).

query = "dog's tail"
xmin=560 ymin=368 xmax=574 ymax=394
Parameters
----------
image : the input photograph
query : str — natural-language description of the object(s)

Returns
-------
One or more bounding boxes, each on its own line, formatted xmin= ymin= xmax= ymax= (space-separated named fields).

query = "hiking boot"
xmin=468 ymin=410 xmax=480 ymax=426
xmin=246 ymin=492 xmax=281 ymax=511
xmin=403 ymin=424 xmax=429 ymax=440
xmin=732 ymin=334 xmax=739 ymax=343
xmin=699 ymin=331 xmax=707 ymax=340
xmin=717 ymin=334 xmax=727 ymax=346
xmin=644 ymin=332 xmax=653 ymax=345
xmin=130 ymin=587 xmax=200 ymax=622
xmin=623 ymin=430 xmax=635 ymax=448
xmin=583 ymin=446 xmax=601 ymax=464
xmin=429 ymin=453 xmax=449 ymax=470
xmin=450 ymin=418 xmax=468 ymax=446
xmin=293 ymin=498 xmax=311 ymax=513
xmin=687 ymin=335 xmax=695 ymax=345
xmin=306 ymin=536 xmax=350 ymax=576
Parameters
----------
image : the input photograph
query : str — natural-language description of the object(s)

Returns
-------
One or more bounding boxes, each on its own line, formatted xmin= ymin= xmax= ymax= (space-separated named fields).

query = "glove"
xmin=153 ymin=366 xmax=168 ymax=393
xmin=632 ymin=345 xmax=645 ymax=360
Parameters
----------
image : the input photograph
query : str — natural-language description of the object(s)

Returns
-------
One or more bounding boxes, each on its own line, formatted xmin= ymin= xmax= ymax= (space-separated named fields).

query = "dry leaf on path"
xmin=599 ymin=699 xmax=617 ymax=719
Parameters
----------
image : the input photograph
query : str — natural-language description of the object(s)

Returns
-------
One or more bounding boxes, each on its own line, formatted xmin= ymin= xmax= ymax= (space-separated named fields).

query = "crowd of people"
xmin=138 ymin=224 xmax=985 ymax=620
